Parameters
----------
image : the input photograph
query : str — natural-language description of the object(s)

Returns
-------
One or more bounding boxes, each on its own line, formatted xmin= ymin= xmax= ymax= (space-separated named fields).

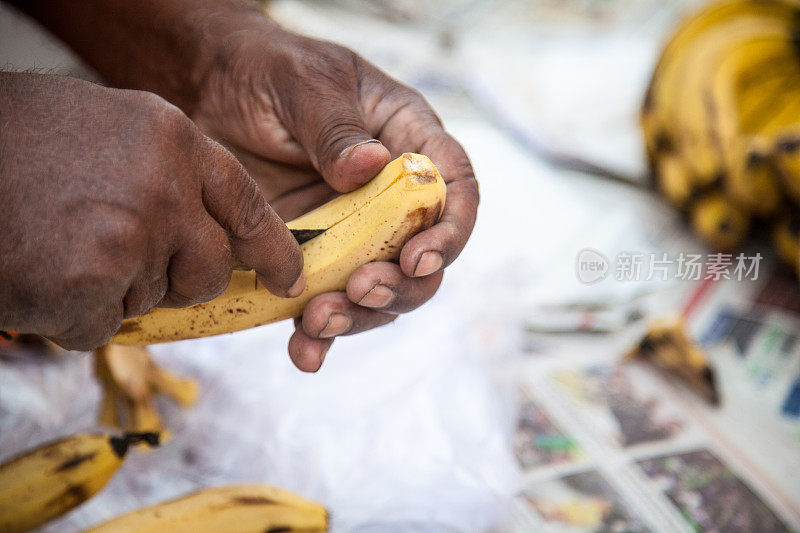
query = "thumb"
xmin=293 ymin=95 xmax=391 ymax=192
xmin=202 ymin=140 xmax=305 ymax=298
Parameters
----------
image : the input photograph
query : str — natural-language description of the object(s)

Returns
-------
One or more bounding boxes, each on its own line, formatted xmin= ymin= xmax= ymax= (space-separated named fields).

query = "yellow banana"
xmin=699 ymin=30 xmax=797 ymax=215
xmin=711 ymin=40 xmax=800 ymax=214
xmin=689 ymin=192 xmax=750 ymax=251
xmin=84 ymin=485 xmax=328 ymax=533
xmin=736 ymin=62 xmax=800 ymax=133
xmin=0 ymin=433 xmax=159 ymax=533
xmin=111 ymin=153 xmax=445 ymax=345
xmin=772 ymin=212 xmax=800 ymax=268
xmin=774 ymin=132 xmax=800 ymax=201
xmin=644 ymin=0 xmax=800 ymax=263
xmin=656 ymin=152 xmax=694 ymax=207
xmin=642 ymin=0 xmax=800 ymax=223
xmin=642 ymin=0 xmax=799 ymax=160
xmin=674 ymin=17 xmax=791 ymax=188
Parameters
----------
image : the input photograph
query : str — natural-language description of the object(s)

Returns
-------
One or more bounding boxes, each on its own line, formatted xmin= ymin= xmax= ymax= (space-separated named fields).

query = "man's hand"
xmin=190 ymin=19 xmax=480 ymax=371
xmin=0 ymin=73 xmax=304 ymax=350
xmin=8 ymin=0 xmax=479 ymax=370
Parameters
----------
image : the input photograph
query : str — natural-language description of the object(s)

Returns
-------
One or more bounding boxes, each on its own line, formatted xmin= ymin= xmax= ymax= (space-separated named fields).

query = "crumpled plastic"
xmin=0 ymin=276 xmax=519 ymax=532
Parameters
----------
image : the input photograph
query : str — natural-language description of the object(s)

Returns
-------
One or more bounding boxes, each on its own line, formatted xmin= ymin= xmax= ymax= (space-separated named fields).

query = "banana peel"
xmin=94 ymin=344 xmax=198 ymax=441
xmin=625 ymin=317 xmax=720 ymax=405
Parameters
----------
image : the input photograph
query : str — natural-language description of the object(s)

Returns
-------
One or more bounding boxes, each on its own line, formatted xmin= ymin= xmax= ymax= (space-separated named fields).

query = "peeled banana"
xmin=111 ymin=153 xmax=446 ymax=345
xmin=84 ymin=485 xmax=328 ymax=533
xmin=643 ymin=0 xmax=800 ymax=263
xmin=0 ymin=432 xmax=158 ymax=533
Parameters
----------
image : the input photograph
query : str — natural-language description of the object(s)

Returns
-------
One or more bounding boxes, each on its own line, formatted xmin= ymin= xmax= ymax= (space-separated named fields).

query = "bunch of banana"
xmin=642 ymin=0 xmax=800 ymax=264
xmin=112 ymin=153 xmax=445 ymax=345
xmin=85 ymin=485 xmax=328 ymax=532
xmin=0 ymin=432 xmax=159 ymax=533
xmin=94 ymin=344 xmax=199 ymax=440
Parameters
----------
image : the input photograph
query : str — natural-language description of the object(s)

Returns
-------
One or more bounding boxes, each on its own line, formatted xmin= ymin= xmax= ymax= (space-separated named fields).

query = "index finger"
xmin=201 ymin=139 xmax=306 ymax=297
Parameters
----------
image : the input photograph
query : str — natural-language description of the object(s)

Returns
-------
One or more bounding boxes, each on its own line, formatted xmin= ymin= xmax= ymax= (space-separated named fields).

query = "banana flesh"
xmin=643 ymin=0 xmax=800 ymax=258
xmin=0 ymin=433 xmax=158 ymax=533
xmin=111 ymin=153 xmax=446 ymax=345
xmin=84 ymin=485 xmax=328 ymax=533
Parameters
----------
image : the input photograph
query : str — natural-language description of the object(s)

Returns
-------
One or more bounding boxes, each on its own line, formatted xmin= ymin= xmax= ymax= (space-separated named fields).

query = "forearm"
xmin=7 ymin=0 xmax=271 ymax=113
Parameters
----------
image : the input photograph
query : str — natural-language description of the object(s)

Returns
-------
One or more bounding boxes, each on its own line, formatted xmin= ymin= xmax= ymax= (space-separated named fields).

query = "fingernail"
xmin=287 ymin=272 xmax=306 ymax=298
xmin=413 ymin=251 xmax=443 ymax=277
xmin=358 ymin=284 xmax=395 ymax=308
xmin=339 ymin=139 xmax=381 ymax=159
xmin=317 ymin=345 xmax=330 ymax=370
xmin=320 ymin=313 xmax=351 ymax=338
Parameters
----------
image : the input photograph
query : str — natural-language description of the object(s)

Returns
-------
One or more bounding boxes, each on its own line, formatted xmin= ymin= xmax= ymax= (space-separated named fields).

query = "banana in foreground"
xmin=111 ymin=153 xmax=446 ymax=345
xmin=0 ymin=432 xmax=159 ymax=533
xmin=84 ymin=485 xmax=328 ymax=533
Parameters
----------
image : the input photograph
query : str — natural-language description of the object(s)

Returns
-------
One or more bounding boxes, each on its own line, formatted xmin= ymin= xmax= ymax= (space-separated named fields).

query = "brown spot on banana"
xmin=45 ymin=484 xmax=89 ymax=511
xmin=232 ymin=496 xmax=279 ymax=506
xmin=54 ymin=452 xmax=97 ymax=473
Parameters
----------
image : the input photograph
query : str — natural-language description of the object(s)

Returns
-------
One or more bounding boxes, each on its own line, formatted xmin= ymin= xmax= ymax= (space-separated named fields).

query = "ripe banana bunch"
xmin=0 ymin=432 xmax=159 ymax=533
xmin=642 ymin=0 xmax=800 ymax=265
xmin=94 ymin=344 xmax=199 ymax=440
xmin=112 ymin=153 xmax=446 ymax=345
xmin=84 ymin=485 xmax=328 ymax=532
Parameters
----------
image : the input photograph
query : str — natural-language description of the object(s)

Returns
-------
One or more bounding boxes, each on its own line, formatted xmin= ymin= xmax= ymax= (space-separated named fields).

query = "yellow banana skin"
xmin=774 ymin=134 xmax=800 ymax=202
xmin=676 ymin=17 xmax=790 ymax=188
xmin=772 ymin=213 xmax=800 ymax=268
xmin=641 ymin=0 xmax=799 ymax=163
xmin=708 ymin=34 xmax=798 ymax=214
xmin=111 ymin=153 xmax=446 ymax=345
xmin=642 ymin=0 xmax=800 ymax=259
xmin=689 ymin=192 xmax=749 ymax=252
xmin=84 ymin=485 xmax=328 ymax=533
xmin=0 ymin=433 xmax=157 ymax=533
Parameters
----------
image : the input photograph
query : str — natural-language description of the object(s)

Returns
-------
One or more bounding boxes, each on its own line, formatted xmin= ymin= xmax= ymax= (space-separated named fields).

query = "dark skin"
xmin=0 ymin=73 xmax=305 ymax=349
xmin=2 ymin=0 xmax=479 ymax=371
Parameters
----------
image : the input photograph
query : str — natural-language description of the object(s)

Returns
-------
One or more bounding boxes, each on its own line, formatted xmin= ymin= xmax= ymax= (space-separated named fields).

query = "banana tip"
xmin=402 ymin=153 xmax=439 ymax=186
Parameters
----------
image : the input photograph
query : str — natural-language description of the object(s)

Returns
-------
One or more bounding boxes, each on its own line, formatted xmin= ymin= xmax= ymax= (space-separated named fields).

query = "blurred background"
xmin=1 ymin=0 xmax=799 ymax=531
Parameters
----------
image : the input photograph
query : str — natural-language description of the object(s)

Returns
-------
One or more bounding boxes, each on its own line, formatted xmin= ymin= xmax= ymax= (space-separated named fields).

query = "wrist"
xmin=10 ymin=0 xmax=276 ymax=115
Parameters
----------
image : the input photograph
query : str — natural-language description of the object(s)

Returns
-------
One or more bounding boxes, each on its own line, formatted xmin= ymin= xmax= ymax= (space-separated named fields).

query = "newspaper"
xmin=498 ymin=260 xmax=800 ymax=532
